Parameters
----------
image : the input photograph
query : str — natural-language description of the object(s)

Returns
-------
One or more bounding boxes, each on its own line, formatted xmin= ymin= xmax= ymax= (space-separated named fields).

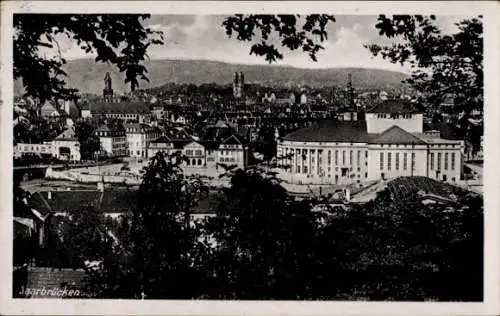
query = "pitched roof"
xmin=41 ymin=101 xmax=57 ymax=112
xmin=282 ymin=120 xmax=369 ymax=143
xmin=96 ymin=124 xmax=124 ymax=133
xmin=369 ymin=125 xmax=427 ymax=145
xmin=151 ymin=135 xmax=172 ymax=144
xmin=27 ymin=189 xmax=136 ymax=215
xmin=221 ymin=135 xmax=243 ymax=146
xmin=55 ymin=127 xmax=78 ymax=141
xmin=197 ymin=140 xmax=220 ymax=150
xmin=123 ymin=123 xmax=154 ymax=133
xmin=89 ymin=101 xmax=150 ymax=114
xmin=367 ymin=100 xmax=419 ymax=114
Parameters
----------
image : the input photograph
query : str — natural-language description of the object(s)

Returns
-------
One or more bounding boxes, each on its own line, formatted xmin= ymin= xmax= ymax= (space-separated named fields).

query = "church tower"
xmin=103 ymin=72 xmax=114 ymax=102
xmin=346 ymin=73 xmax=355 ymax=107
xmin=233 ymin=72 xmax=245 ymax=99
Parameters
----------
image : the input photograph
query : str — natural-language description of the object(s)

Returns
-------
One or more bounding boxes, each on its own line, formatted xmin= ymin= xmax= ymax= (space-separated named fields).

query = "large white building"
xmin=277 ymin=100 xmax=464 ymax=184
xmin=95 ymin=124 xmax=127 ymax=158
xmin=124 ymin=123 xmax=160 ymax=158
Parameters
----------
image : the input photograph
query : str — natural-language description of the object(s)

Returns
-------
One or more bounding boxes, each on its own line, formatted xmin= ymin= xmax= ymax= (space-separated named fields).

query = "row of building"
xmin=14 ymin=121 xmax=249 ymax=170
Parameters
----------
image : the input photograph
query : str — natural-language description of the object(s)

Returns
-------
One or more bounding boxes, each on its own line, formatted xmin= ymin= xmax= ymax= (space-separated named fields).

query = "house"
xmin=95 ymin=124 xmax=127 ymax=158
xmin=147 ymin=135 xmax=174 ymax=158
xmin=217 ymin=135 xmax=248 ymax=169
xmin=40 ymin=101 xmax=61 ymax=118
xmin=89 ymin=101 xmax=152 ymax=123
xmin=124 ymin=123 xmax=161 ymax=158
xmin=80 ymin=102 xmax=92 ymax=118
xmin=51 ymin=127 xmax=81 ymax=161
xmin=183 ymin=141 xmax=206 ymax=167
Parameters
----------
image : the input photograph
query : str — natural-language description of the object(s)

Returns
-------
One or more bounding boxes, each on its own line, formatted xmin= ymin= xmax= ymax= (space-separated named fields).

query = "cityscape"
xmin=11 ymin=12 xmax=484 ymax=302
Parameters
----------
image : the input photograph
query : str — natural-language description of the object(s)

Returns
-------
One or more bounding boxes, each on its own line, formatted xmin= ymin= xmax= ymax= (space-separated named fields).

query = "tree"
xmin=366 ymin=15 xmax=483 ymax=113
xmin=89 ymin=151 xmax=204 ymax=299
xmin=223 ymin=15 xmax=336 ymax=63
xmin=203 ymin=168 xmax=319 ymax=299
xmin=75 ymin=120 xmax=101 ymax=160
xmin=14 ymin=14 xmax=164 ymax=101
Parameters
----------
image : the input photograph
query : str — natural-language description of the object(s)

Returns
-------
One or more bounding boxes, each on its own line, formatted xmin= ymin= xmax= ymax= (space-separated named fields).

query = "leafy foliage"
xmin=88 ymin=151 xmax=206 ymax=299
xmin=14 ymin=14 xmax=164 ymax=101
xmin=203 ymin=168 xmax=319 ymax=299
xmin=223 ymin=15 xmax=335 ymax=63
xmin=75 ymin=120 xmax=101 ymax=160
xmin=366 ymin=15 xmax=483 ymax=113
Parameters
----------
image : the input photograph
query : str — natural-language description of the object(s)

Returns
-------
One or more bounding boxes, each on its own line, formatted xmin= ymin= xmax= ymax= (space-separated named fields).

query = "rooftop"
xmin=89 ymin=101 xmax=151 ymax=114
xmin=370 ymin=125 xmax=427 ymax=145
xmin=282 ymin=120 xmax=369 ymax=143
xmin=366 ymin=100 xmax=419 ymax=114
xmin=55 ymin=127 xmax=78 ymax=141
xmin=27 ymin=189 xmax=136 ymax=215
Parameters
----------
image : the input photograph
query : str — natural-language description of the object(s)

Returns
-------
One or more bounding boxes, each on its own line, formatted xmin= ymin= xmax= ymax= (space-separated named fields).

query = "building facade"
xmin=147 ymin=136 xmax=174 ymax=158
xmin=14 ymin=142 xmax=53 ymax=158
xmin=96 ymin=124 xmax=127 ymax=158
xmin=124 ymin=123 xmax=160 ymax=158
xmin=51 ymin=127 xmax=81 ymax=161
xmin=217 ymin=135 xmax=247 ymax=169
xmin=277 ymin=101 xmax=464 ymax=184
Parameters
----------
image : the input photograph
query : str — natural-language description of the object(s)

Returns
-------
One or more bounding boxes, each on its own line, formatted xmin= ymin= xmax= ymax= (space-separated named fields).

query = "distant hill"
xmin=15 ymin=59 xmax=408 ymax=96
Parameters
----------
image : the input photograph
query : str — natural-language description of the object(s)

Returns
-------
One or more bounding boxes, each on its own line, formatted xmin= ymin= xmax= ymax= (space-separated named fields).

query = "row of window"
xmin=101 ymin=113 xmax=150 ymax=118
xmin=295 ymin=165 xmax=369 ymax=179
xmin=185 ymin=149 xmax=204 ymax=156
xmin=380 ymin=152 xmax=415 ymax=171
xmin=375 ymin=113 xmax=413 ymax=119
xmin=97 ymin=131 xmax=126 ymax=137
xmin=186 ymin=158 xmax=204 ymax=166
xmin=220 ymin=157 xmax=238 ymax=163
xmin=19 ymin=145 xmax=51 ymax=152
xmin=284 ymin=148 xmax=368 ymax=167
xmin=430 ymin=152 xmax=456 ymax=171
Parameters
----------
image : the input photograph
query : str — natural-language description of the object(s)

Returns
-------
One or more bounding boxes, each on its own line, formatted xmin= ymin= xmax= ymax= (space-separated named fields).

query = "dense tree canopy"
xmin=366 ymin=15 xmax=483 ymax=113
xmin=223 ymin=15 xmax=336 ymax=63
xmin=74 ymin=120 xmax=101 ymax=160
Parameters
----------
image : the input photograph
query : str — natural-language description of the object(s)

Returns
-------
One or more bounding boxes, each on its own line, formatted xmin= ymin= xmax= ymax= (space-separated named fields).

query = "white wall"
xmin=367 ymin=144 xmax=428 ymax=181
xmin=51 ymin=140 xmax=81 ymax=161
xmin=279 ymin=141 xmax=369 ymax=185
xmin=427 ymin=147 xmax=463 ymax=182
xmin=366 ymin=113 xmax=423 ymax=134
xmin=99 ymin=137 xmax=114 ymax=157
xmin=14 ymin=143 xmax=52 ymax=158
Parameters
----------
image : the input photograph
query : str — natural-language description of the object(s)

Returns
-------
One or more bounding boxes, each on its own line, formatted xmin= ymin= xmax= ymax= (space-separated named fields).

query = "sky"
xmin=39 ymin=14 xmax=466 ymax=73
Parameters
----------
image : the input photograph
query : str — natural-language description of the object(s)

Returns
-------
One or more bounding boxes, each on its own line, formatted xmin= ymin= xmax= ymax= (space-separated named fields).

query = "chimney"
xmin=97 ymin=179 xmax=104 ymax=192
xmin=39 ymin=221 xmax=45 ymax=247
xmin=344 ymin=188 xmax=351 ymax=202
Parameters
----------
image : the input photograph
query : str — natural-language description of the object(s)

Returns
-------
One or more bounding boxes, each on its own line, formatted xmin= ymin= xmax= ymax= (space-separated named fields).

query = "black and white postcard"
xmin=1 ymin=1 xmax=499 ymax=315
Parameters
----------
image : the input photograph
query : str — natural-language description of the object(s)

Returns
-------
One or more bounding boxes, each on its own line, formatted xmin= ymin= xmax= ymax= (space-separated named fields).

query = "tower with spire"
xmin=103 ymin=72 xmax=114 ymax=103
xmin=346 ymin=73 xmax=355 ymax=108
xmin=233 ymin=72 xmax=245 ymax=99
